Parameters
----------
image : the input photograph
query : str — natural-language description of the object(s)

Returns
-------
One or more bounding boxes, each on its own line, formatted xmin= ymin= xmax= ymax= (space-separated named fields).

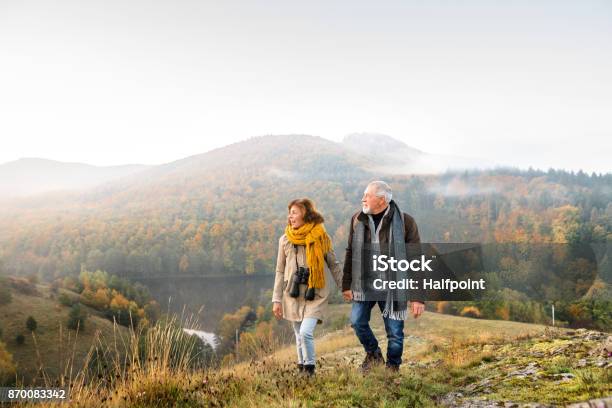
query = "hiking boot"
xmin=385 ymin=363 xmax=400 ymax=373
xmin=297 ymin=363 xmax=304 ymax=373
xmin=303 ymin=364 xmax=315 ymax=376
xmin=361 ymin=348 xmax=385 ymax=372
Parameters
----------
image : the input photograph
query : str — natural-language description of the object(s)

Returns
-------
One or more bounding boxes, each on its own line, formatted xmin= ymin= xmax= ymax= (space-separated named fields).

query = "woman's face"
xmin=288 ymin=205 xmax=306 ymax=229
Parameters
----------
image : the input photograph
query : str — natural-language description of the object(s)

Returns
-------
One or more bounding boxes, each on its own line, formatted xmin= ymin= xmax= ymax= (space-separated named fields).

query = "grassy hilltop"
xmin=0 ymin=283 xmax=129 ymax=384
xmin=9 ymin=304 xmax=610 ymax=407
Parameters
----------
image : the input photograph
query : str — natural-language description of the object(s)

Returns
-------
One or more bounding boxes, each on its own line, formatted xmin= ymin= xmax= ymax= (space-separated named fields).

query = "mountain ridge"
xmin=0 ymin=133 xmax=503 ymax=199
xmin=0 ymin=157 xmax=151 ymax=198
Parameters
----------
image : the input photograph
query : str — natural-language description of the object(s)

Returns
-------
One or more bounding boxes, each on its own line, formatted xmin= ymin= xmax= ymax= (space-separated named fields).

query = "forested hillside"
xmin=0 ymin=135 xmax=609 ymax=281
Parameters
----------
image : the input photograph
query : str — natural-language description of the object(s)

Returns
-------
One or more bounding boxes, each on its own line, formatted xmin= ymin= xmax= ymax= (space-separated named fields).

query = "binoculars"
xmin=289 ymin=266 xmax=315 ymax=301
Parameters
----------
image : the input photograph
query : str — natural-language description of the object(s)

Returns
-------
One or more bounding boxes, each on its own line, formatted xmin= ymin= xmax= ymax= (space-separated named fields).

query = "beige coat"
xmin=272 ymin=234 xmax=343 ymax=323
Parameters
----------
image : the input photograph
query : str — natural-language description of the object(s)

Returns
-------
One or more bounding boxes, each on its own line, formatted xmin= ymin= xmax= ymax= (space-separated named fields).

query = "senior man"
xmin=342 ymin=181 xmax=425 ymax=372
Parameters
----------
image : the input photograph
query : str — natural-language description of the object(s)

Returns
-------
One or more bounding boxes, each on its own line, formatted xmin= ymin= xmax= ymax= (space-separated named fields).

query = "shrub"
xmin=26 ymin=316 xmax=37 ymax=332
xmin=144 ymin=301 xmax=161 ymax=323
xmin=67 ymin=303 xmax=87 ymax=331
xmin=15 ymin=334 xmax=25 ymax=345
xmin=460 ymin=306 xmax=482 ymax=318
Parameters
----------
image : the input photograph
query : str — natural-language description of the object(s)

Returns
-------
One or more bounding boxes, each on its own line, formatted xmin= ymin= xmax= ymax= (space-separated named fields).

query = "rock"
xmin=567 ymin=396 xmax=612 ymax=408
xmin=508 ymin=362 xmax=540 ymax=379
xmin=478 ymin=378 xmax=492 ymax=387
xmin=551 ymin=372 xmax=575 ymax=381
xmin=584 ymin=331 xmax=607 ymax=341
xmin=577 ymin=358 xmax=588 ymax=367
xmin=549 ymin=345 xmax=570 ymax=356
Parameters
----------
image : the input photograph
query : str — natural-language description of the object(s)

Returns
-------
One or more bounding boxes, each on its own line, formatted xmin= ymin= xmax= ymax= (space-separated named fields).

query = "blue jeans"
xmin=350 ymin=301 xmax=405 ymax=366
xmin=292 ymin=318 xmax=318 ymax=365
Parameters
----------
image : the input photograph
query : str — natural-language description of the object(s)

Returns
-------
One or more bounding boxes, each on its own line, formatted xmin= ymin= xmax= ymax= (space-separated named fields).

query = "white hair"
xmin=366 ymin=180 xmax=392 ymax=203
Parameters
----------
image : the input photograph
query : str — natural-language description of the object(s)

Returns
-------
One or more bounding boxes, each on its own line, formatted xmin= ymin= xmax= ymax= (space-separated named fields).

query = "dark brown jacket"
xmin=342 ymin=203 xmax=425 ymax=303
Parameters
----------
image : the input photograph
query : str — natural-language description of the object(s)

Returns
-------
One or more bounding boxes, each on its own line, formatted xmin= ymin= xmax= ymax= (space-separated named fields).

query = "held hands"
xmin=410 ymin=301 xmax=425 ymax=319
xmin=342 ymin=291 xmax=424 ymax=319
xmin=272 ymin=302 xmax=282 ymax=319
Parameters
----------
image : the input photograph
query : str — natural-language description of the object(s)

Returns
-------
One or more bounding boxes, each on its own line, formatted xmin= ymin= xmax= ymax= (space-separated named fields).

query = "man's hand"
xmin=342 ymin=290 xmax=353 ymax=302
xmin=272 ymin=302 xmax=282 ymax=319
xmin=410 ymin=301 xmax=425 ymax=319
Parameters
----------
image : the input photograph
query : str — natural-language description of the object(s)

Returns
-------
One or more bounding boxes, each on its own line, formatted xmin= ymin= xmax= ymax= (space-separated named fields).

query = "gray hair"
xmin=366 ymin=181 xmax=392 ymax=203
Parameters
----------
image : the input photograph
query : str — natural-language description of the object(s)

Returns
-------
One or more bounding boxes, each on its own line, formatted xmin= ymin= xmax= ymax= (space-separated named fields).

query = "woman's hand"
xmin=342 ymin=290 xmax=353 ymax=301
xmin=272 ymin=302 xmax=283 ymax=319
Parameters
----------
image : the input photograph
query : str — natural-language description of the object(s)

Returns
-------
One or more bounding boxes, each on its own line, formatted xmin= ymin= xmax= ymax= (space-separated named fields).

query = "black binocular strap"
xmin=293 ymin=244 xmax=300 ymax=271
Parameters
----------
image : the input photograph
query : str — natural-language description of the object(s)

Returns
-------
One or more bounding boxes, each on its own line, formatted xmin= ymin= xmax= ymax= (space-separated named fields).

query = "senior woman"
xmin=272 ymin=198 xmax=343 ymax=376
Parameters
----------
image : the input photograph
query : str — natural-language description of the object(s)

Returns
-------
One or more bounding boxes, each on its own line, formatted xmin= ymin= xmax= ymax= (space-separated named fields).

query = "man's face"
xmin=361 ymin=185 xmax=386 ymax=214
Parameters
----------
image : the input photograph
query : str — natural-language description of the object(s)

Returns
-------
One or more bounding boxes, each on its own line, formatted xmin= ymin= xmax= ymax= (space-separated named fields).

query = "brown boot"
xmin=361 ymin=348 xmax=384 ymax=373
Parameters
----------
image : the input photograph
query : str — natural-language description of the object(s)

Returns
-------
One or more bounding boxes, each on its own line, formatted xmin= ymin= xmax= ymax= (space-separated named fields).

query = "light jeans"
xmin=292 ymin=317 xmax=318 ymax=365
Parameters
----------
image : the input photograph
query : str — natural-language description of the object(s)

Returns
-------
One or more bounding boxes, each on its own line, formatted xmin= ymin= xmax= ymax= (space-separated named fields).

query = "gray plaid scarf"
xmin=350 ymin=200 xmax=408 ymax=320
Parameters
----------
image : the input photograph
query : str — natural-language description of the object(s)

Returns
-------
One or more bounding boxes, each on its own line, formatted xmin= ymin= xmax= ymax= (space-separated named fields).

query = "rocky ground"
xmin=304 ymin=310 xmax=612 ymax=407
xmin=434 ymin=328 xmax=611 ymax=407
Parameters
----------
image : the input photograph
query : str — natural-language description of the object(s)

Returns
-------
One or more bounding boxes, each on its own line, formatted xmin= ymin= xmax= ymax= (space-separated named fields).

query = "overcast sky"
xmin=1 ymin=0 xmax=610 ymax=173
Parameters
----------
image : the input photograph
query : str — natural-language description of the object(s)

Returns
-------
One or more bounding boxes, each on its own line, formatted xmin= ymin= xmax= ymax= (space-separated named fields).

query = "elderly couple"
xmin=272 ymin=181 xmax=425 ymax=376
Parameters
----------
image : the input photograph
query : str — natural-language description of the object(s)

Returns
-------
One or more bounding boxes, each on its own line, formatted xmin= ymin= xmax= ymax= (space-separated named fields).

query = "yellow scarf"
xmin=284 ymin=222 xmax=331 ymax=289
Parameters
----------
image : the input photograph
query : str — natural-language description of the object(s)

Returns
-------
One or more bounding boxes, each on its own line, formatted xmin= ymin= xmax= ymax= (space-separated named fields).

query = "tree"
xmin=67 ymin=304 xmax=87 ymax=330
xmin=217 ymin=306 xmax=257 ymax=356
xmin=26 ymin=316 xmax=37 ymax=332
xmin=144 ymin=301 xmax=161 ymax=324
xmin=15 ymin=334 xmax=25 ymax=345
xmin=91 ymin=288 xmax=111 ymax=309
xmin=108 ymin=291 xmax=139 ymax=327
